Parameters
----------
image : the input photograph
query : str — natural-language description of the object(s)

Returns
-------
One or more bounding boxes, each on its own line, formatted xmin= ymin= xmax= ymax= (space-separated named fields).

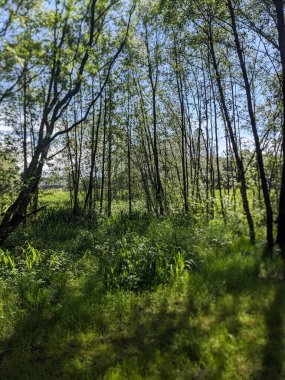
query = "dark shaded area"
xmin=258 ymin=282 xmax=285 ymax=380
xmin=1 ymin=254 xmax=284 ymax=380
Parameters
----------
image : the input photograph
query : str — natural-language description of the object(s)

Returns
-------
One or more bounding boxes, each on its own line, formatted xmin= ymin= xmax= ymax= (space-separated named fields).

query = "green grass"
xmin=0 ymin=191 xmax=284 ymax=379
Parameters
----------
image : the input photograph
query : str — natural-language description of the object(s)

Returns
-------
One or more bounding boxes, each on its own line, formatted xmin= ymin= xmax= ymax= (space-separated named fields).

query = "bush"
xmin=96 ymin=233 xmax=196 ymax=291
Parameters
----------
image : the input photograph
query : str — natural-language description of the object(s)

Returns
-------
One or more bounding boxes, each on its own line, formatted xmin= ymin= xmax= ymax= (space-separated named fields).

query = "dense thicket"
xmin=0 ymin=0 xmax=285 ymax=262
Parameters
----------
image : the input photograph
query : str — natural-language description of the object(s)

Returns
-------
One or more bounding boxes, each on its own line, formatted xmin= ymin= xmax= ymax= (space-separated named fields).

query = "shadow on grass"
xmin=0 ymin=289 xmax=192 ymax=379
xmin=1 ymin=256 xmax=285 ymax=379
xmin=258 ymin=282 xmax=285 ymax=380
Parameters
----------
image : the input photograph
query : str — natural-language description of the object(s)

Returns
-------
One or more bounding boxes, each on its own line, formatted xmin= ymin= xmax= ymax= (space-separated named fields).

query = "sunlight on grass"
xmin=0 ymin=192 xmax=284 ymax=379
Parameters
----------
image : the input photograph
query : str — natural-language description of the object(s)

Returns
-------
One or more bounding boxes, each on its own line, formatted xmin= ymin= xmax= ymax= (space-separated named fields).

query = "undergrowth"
xmin=0 ymin=200 xmax=284 ymax=379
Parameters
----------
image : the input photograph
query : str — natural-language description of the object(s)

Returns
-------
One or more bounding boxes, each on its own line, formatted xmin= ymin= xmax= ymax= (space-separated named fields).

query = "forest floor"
xmin=0 ymin=191 xmax=285 ymax=379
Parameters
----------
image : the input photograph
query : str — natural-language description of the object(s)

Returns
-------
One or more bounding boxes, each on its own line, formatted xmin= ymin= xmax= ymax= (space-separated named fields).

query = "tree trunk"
xmin=209 ymin=22 xmax=255 ymax=243
xmin=228 ymin=0 xmax=273 ymax=248
xmin=100 ymin=92 xmax=108 ymax=215
xmin=274 ymin=0 xmax=285 ymax=271
xmin=84 ymin=88 xmax=102 ymax=214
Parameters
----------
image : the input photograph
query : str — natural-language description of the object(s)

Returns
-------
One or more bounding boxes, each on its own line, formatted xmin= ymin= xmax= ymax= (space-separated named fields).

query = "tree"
xmin=0 ymin=0 xmax=135 ymax=244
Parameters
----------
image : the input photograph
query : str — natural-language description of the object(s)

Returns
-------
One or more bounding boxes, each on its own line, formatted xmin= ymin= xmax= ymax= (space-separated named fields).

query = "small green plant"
xmin=21 ymin=243 xmax=41 ymax=270
xmin=0 ymin=194 xmax=283 ymax=380
xmin=0 ymin=248 xmax=15 ymax=269
xmin=95 ymin=233 xmax=197 ymax=291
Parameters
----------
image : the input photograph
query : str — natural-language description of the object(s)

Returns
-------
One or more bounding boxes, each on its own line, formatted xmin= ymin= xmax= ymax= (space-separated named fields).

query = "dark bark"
xmin=228 ymin=0 xmax=274 ymax=248
xmin=211 ymin=74 xmax=226 ymax=222
xmin=107 ymin=95 xmax=112 ymax=218
xmin=209 ymin=21 xmax=255 ymax=243
xmin=100 ymin=92 xmax=108 ymax=215
xmin=84 ymin=88 xmax=102 ymax=214
xmin=274 ymin=0 xmax=285 ymax=266
xmin=145 ymin=25 xmax=164 ymax=216
xmin=126 ymin=90 xmax=132 ymax=218
xmin=174 ymin=42 xmax=189 ymax=213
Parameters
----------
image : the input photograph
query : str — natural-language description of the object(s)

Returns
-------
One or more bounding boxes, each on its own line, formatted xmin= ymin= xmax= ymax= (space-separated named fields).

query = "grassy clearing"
xmin=0 ymin=192 xmax=284 ymax=379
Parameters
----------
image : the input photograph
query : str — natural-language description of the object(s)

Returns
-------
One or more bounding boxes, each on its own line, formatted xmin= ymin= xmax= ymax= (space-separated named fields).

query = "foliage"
xmin=0 ymin=146 xmax=19 ymax=215
xmin=0 ymin=193 xmax=284 ymax=378
xmin=0 ymin=0 xmax=285 ymax=376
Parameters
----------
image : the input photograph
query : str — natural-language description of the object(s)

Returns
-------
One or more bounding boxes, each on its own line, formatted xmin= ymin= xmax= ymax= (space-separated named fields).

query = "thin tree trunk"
xmin=100 ymin=92 xmax=107 ymax=215
xmin=174 ymin=42 xmax=189 ymax=213
xmin=274 ymin=0 xmax=285 ymax=270
xmin=145 ymin=25 xmax=164 ymax=216
xmin=228 ymin=0 xmax=273 ymax=248
xmin=126 ymin=90 xmax=132 ymax=218
xmin=107 ymin=95 xmax=112 ymax=218
xmin=84 ymin=88 xmax=102 ymax=214
xmin=209 ymin=21 xmax=255 ymax=243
